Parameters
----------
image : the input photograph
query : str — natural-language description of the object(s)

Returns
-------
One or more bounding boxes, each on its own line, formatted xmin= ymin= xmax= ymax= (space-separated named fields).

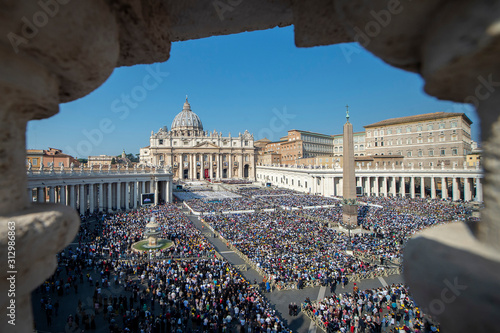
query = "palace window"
xmin=387 ymin=129 xmax=392 ymax=135
xmin=427 ymin=124 xmax=433 ymax=130
xmin=407 ymin=151 xmax=412 ymax=157
xmin=440 ymin=149 xmax=446 ymax=156
xmin=439 ymin=122 xmax=445 ymax=129
xmin=406 ymin=127 xmax=411 ymax=133
xmin=159 ymin=139 xmax=163 ymax=145
xmin=418 ymin=150 xmax=423 ymax=157
xmin=452 ymin=148 xmax=458 ymax=156
xmin=451 ymin=121 xmax=458 ymax=128
xmin=429 ymin=150 xmax=434 ymax=156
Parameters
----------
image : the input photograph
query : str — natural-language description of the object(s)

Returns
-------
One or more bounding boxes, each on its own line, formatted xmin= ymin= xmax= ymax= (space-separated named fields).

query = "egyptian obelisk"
xmin=342 ymin=105 xmax=358 ymax=226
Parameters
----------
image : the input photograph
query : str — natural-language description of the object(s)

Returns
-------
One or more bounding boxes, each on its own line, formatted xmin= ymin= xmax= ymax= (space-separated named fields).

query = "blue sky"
xmin=27 ymin=25 xmax=479 ymax=158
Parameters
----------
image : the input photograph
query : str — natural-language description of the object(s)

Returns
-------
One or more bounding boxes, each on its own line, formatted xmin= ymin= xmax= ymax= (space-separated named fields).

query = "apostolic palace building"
xmin=139 ymin=98 xmax=256 ymax=181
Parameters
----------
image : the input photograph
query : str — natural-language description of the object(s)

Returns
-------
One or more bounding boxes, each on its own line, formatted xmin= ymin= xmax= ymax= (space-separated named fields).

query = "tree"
xmin=111 ymin=158 xmax=116 ymax=164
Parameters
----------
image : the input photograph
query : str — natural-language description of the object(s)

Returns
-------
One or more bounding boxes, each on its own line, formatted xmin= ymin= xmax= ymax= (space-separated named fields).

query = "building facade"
xmin=27 ymin=148 xmax=80 ymax=168
xmin=88 ymin=155 xmax=114 ymax=166
xmin=140 ymin=98 xmax=256 ymax=180
xmin=364 ymin=112 xmax=473 ymax=168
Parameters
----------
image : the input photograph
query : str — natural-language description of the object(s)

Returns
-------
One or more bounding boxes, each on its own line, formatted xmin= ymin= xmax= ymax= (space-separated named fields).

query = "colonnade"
xmin=257 ymin=166 xmax=483 ymax=202
xmin=27 ymin=169 xmax=173 ymax=215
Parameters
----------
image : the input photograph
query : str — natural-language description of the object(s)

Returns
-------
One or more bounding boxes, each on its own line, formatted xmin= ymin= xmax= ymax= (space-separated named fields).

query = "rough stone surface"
xmin=0 ymin=204 xmax=80 ymax=333
xmin=404 ymin=223 xmax=500 ymax=332
xmin=293 ymin=0 xmax=352 ymax=47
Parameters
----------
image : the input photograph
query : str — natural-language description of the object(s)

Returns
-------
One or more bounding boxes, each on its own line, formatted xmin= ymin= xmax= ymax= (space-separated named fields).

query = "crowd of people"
xmin=34 ymin=203 xmax=290 ymax=333
xmin=304 ymin=283 xmax=440 ymax=333
xmin=186 ymin=197 xmax=275 ymax=213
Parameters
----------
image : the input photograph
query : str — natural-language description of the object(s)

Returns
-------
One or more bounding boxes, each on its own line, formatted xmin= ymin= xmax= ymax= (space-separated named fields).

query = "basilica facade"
xmin=139 ymin=98 xmax=256 ymax=181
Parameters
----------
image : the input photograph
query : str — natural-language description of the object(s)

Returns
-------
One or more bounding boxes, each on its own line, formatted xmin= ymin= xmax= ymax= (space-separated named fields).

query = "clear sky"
xmin=27 ymin=25 xmax=479 ymax=158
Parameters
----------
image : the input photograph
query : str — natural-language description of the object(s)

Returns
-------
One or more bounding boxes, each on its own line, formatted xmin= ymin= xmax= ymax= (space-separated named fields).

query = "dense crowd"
xmin=304 ymin=284 xmax=440 ymax=333
xmin=35 ymin=204 xmax=290 ymax=333
xmin=186 ymin=197 xmax=274 ymax=213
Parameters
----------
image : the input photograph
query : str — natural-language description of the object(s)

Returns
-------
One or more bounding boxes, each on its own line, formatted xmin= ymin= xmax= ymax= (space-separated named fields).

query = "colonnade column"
xmin=154 ymin=180 xmax=159 ymax=205
xmin=441 ymin=177 xmax=447 ymax=199
xmin=410 ymin=177 xmax=415 ymax=198
xmin=364 ymin=177 xmax=370 ymax=196
xmin=475 ymin=178 xmax=483 ymax=202
xmin=37 ymin=187 xmax=44 ymax=203
xmin=79 ymin=184 xmax=86 ymax=215
xmin=464 ymin=178 xmax=472 ymax=202
xmin=49 ymin=186 xmax=55 ymax=203
xmin=108 ymin=183 xmax=113 ymax=212
xmin=60 ymin=185 xmax=66 ymax=205
xmin=374 ymin=177 xmax=379 ymax=197
xmin=125 ymin=182 xmax=130 ymax=210
xmin=391 ymin=176 xmax=397 ymax=197
xmin=89 ymin=184 xmax=95 ymax=213
xmin=382 ymin=177 xmax=388 ymax=197
xmin=98 ymin=183 xmax=103 ymax=212
xmin=400 ymin=176 xmax=406 ymax=197
xmin=431 ymin=177 xmax=436 ymax=199
xmin=116 ymin=182 xmax=121 ymax=211
xmin=420 ymin=177 xmax=425 ymax=198
xmin=69 ymin=185 xmax=76 ymax=209
xmin=217 ymin=154 xmax=222 ymax=179
xmin=452 ymin=177 xmax=459 ymax=201
xmin=133 ymin=182 xmax=138 ymax=209
xmin=229 ymin=154 xmax=233 ymax=178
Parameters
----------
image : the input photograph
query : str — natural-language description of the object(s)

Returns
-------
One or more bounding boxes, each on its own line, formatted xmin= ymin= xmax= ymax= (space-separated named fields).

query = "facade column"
xmin=431 ymin=177 xmax=436 ymax=199
xmin=108 ymin=183 xmax=113 ymax=212
xmin=125 ymin=182 xmax=130 ymax=210
xmin=60 ymin=185 xmax=66 ymax=206
xmin=116 ymin=182 xmax=121 ymax=211
xmin=79 ymin=184 xmax=86 ymax=215
xmin=48 ymin=186 xmax=55 ymax=203
xmin=89 ymin=184 xmax=95 ymax=213
xmin=169 ymin=178 xmax=173 ymax=202
xmin=154 ymin=180 xmax=159 ymax=205
xmin=410 ymin=177 xmax=415 ymax=198
xmin=441 ymin=177 xmax=447 ymax=199
xmin=133 ymin=182 xmax=138 ymax=209
xmin=229 ymin=153 xmax=233 ymax=178
xmin=420 ymin=177 xmax=425 ymax=198
xmin=374 ymin=177 xmax=379 ymax=196
xmin=209 ymin=154 xmax=213 ymax=180
xmin=452 ymin=177 xmax=459 ymax=201
xmin=200 ymin=154 xmax=204 ymax=180
xmin=239 ymin=153 xmax=244 ymax=178
xmin=141 ymin=181 xmax=146 ymax=195
xmin=217 ymin=154 xmax=222 ymax=179
xmin=475 ymin=177 xmax=483 ymax=202
xmin=464 ymin=178 xmax=472 ymax=202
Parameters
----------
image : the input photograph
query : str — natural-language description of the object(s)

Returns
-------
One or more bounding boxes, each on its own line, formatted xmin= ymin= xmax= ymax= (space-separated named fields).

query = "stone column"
xmin=154 ymin=180 xmax=159 ymax=205
xmin=431 ymin=177 xmax=436 ymax=199
xmin=239 ymin=153 xmax=244 ymax=178
xmin=441 ymin=177 xmax=447 ymax=199
xmin=133 ymin=181 xmax=138 ymax=209
xmin=229 ymin=153 xmax=233 ymax=178
xmin=209 ymin=154 xmax=214 ymax=180
xmin=141 ymin=181 xmax=146 ymax=195
xmin=116 ymin=182 xmax=121 ymax=211
xmin=391 ymin=176 xmax=397 ymax=197
xmin=364 ymin=176 xmax=370 ymax=196
xmin=69 ymin=185 xmax=76 ymax=209
xmin=200 ymin=154 xmax=204 ymax=180
xmin=60 ymin=185 xmax=66 ymax=206
xmin=125 ymin=182 xmax=130 ymax=210
xmin=382 ymin=177 xmax=387 ymax=197
xmin=374 ymin=177 xmax=379 ymax=197
xmin=475 ymin=177 xmax=483 ymax=202
xmin=464 ymin=178 xmax=472 ymax=202
xmin=410 ymin=177 xmax=415 ymax=199
xmin=89 ymin=184 xmax=95 ymax=213
xmin=48 ymin=186 xmax=55 ymax=203
xmin=452 ymin=177 xmax=459 ymax=201
xmin=107 ymin=183 xmax=113 ymax=212
xmin=400 ymin=176 xmax=406 ymax=197
xmin=79 ymin=184 xmax=86 ymax=215
xmin=169 ymin=178 xmax=173 ymax=202
xmin=420 ymin=177 xmax=425 ymax=198
xmin=98 ymin=183 xmax=103 ymax=212
xmin=218 ymin=154 xmax=222 ymax=179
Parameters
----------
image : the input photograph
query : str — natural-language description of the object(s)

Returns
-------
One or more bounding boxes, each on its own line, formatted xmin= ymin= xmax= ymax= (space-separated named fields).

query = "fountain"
xmin=131 ymin=214 xmax=173 ymax=252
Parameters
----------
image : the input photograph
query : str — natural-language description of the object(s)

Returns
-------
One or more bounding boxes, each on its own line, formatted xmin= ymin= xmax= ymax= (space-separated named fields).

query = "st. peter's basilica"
xmin=139 ymin=98 xmax=256 ymax=180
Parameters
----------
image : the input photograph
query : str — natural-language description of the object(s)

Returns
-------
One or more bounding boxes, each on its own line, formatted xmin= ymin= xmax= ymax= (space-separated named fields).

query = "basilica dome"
xmin=171 ymin=97 xmax=203 ymax=131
